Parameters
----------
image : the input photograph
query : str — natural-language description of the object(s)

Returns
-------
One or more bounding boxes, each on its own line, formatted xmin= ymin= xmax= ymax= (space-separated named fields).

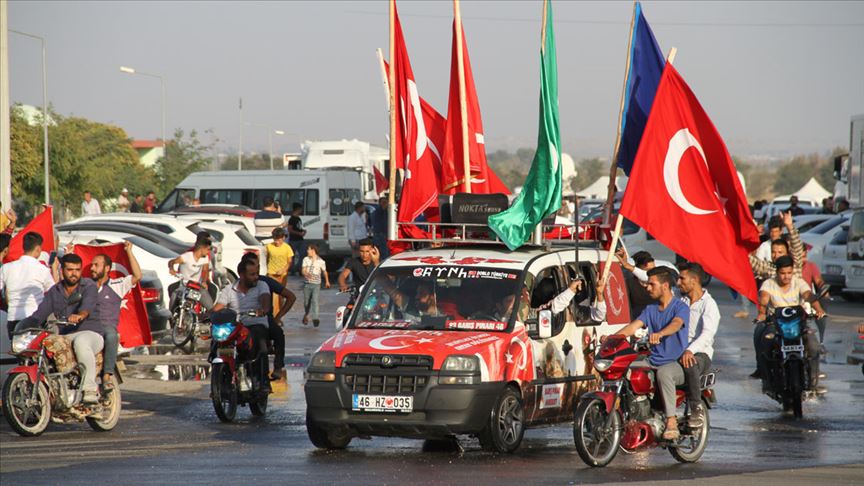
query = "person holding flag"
xmin=87 ymin=241 xmax=143 ymax=390
xmin=1 ymin=232 xmax=58 ymax=340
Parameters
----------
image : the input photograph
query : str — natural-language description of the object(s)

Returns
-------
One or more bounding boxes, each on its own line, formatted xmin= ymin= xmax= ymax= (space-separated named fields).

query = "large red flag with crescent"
xmin=3 ymin=206 xmax=55 ymax=263
xmin=620 ymin=64 xmax=760 ymax=301
xmin=73 ymin=243 xmax=152 ymax=347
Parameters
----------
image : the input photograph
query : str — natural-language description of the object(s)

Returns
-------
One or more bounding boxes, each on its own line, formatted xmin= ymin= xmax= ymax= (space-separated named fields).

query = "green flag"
xmin=488 ymin=0 xmax=562 ymax=251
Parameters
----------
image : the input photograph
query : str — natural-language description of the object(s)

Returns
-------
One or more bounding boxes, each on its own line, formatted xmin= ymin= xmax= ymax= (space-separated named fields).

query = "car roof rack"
xmin=393 ymin=221 xmax=607 ymax=248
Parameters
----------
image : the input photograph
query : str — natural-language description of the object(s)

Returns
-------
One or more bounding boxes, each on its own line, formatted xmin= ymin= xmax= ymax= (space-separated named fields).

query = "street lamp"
xmin=119 ymin=65 xmax=166 ymax=164
xmin=11 ymin=29 xmax=49 ymax=205
xmin=245 ymin=122 xmax=285 ymax=170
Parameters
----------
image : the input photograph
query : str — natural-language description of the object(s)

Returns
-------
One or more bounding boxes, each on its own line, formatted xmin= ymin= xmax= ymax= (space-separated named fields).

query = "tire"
xmin=573 ymin=397 xmax=622 ymax=467
xmin=171 ymin=307 xmax=195 ymax=348
xmin=786 ymin=361 xmax=804 ymax=419
xmin=211 ymin=363 xmax=237 ymax=423
xmin=670 ymin=402 xmax=710 ymax=463
xmin=249 ymin=393 xmax=268 ymax=417
xmin=478 ymin=386 xmax=525 ymax=453
xmin=306 ymin=414 xmax=352 ymax=449
xmin=87 ymin=375 xmax=121 ymax=432
xmin=2 ymin=373 xmax=51 ymax=437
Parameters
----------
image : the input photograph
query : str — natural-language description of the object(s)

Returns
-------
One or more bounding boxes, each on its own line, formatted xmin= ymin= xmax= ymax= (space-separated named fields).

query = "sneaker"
xmin=688 ymin=404 xmax=705 ymax=428
xmin=83 ymin=390 xmax=100 ymax=404
xmin=749 ymin=369 xmax=762 ymax=379
xmin=313 ymin=319 xmax=320 ymax=328
xmin=734 ymin=311 xmax=749 ymax=319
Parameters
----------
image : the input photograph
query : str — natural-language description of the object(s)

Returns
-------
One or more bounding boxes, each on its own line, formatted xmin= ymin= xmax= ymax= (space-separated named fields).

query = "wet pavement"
xmin=1 ymin=278 xmax=862 ymax=484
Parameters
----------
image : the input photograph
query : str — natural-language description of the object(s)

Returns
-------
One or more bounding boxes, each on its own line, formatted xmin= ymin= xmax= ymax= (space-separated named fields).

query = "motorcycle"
xmin=209 ymin=310 xmax=271 ymax=422
xmin=2 ymin=320 xmax=122 ymax=436
xmin=759 ymin=305 xmax=821 ymax=418
xmin=170 ymin=278 xmax=211 ymax=348
xmin=573 ymin=331 xmax=715 ymax=467
xmin=336 ymin=286 xmax=360 ymax=328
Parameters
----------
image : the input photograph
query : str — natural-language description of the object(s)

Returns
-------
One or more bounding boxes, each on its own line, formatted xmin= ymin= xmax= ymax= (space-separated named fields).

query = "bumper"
xmin=305 ymin=377 xmax=504 ymax=439
xmin=147 ymin=305 xmax=171 ymax=334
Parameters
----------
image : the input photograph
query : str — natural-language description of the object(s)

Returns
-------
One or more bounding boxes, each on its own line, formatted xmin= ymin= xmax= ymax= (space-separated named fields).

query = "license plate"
xmin=352 ymin=394 xmax=413 ymax=413
xmin=825 ymin=265 xmax=842 ymax=275
xmin=331 ymin=228 xmax=345 ymax=236
xmin=781 ymin=344 xmax=804 ymax=353
xmin=853 ymin=266 xmax=864 ymax=276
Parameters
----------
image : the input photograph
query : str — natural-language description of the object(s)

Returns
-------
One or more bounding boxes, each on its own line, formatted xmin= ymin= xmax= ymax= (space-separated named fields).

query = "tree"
xmin=153 ymin=128 xmax=217 ymax=198
xmin=571 ymin=158 xmax=605 ymax=192
xmin=9 ymin=106 xmax=43 ymax=209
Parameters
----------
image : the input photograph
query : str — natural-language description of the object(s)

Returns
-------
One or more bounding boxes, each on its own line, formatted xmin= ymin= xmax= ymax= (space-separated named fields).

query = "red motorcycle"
xmin=573 ymin=332 xmax=715 ymax=467
xmin=209 ymin=310 xmax=270 ymax=422
xmin=2 ymin=320 xmax=122 ymax=436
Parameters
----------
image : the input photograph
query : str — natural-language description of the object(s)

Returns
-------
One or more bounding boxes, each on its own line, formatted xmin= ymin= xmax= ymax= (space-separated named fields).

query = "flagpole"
xmin=387 ymin=0 xmax=398 ymax=241
xmin=603 ymin=0 xmax=638 ymax=225
xmin=601 ymin=46 xmax=676 ymax=288
xmin=453 ymin=0 xmax=472 ymax=193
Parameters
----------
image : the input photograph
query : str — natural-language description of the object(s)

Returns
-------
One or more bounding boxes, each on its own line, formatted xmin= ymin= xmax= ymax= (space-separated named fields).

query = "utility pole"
xmin=238 ymin=97 xmax=243 ymax=170
xmin=0 ymin=0 xmax=11 ymax=212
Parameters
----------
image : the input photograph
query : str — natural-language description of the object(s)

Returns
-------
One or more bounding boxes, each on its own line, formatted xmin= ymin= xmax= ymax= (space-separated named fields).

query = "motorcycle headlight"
xmin=594 ymin=359 xmax=613 ymax=372
xmin=441 ymin=355 xmax=479 ymax=372
xmin=211 ymin=323 xmax=235 ymax=342
xmin=11 ymin=332 xmax=38 ymax=354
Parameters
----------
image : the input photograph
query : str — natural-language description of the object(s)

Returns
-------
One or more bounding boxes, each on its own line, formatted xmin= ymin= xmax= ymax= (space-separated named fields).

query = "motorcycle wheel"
xmin=2 ymin=373 xmax=51 ymax=437
xmin=478 ymin=386 xmax=525 ymax=453
xmin=573 ymin=397 xmax=621 ymax=467
xmin=87 ymin=375 xmax=121 ymax=432
xmin=784 ymin=360 xmax=804 ymax=419
xmin=306 ymin=413 xmax=352 ymax=449
xmin=670 ymin=402 xmax=710 ymax=463
xmin=250 ymin=393 xmax=268 ymax=416
xmin=211 ymin=363 xmax=237 ymax=423
xmin=171 ymin=307 xmax=195 ymax=348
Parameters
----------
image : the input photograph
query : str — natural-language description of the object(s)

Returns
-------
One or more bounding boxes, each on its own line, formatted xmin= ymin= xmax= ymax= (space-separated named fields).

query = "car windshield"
xmin=348 ymin=266 xmax=522 ymax=331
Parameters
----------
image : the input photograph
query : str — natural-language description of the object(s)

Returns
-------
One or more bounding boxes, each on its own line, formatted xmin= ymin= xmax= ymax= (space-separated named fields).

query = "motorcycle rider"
xmin=211 ymin=259 xmax=272 ymax=388
xmin=755 ymin=255 xmax=824 ymax=391
xmin=88 ymin=242 xmax=142 ymax=390
xmin=16 ymin=254 xmax=102 ymax=403
xmin=611 ymin=266 xmax=690 ymax=441
xmin=338 ymin=238 xmax=380 ymax=292
xmin=167 ymin=236 xmax=213 ymax=311
xmin=676 ymin=262 xmax=719 ymax=428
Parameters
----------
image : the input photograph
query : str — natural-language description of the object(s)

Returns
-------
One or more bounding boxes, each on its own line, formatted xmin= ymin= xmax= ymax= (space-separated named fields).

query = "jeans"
xmin=6 ymin=319 xmax=20 ymax=341
xmin=816 ymin=315 xmax=828 ymax=343
xmin=753 ymin=321 xmax=768 ymax=372
xmin=67 ymin=331 xmax=104 ymax=392
xmin=682 ymin=352 xmax=711 ymax=407
xmin=246 ymin=324 xmax=270 ymax=385
xmin=268 ymin=317 xmax=285 ymax=370
xmin=303 ymin=283 xmax=321 ymax=320
xmin=655 ymin=362 xmax=685 ymax=418
xmin=102 ymin=327 xmax=119 ymax=376
xmin=288 ymin=241 xmax=305 ymax=274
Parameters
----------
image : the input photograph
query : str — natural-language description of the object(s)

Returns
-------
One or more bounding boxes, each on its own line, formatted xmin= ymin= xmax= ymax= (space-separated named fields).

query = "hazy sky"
xmin=7 ymin=1 xmax=864 ymax=160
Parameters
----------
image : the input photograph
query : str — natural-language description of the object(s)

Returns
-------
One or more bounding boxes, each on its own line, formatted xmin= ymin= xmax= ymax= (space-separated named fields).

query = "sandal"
xmin=102 ymin=374 xmax=115 ymax=391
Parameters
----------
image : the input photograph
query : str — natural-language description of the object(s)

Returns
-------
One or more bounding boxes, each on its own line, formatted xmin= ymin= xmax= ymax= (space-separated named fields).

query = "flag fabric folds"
xmin=73 ymin=243 xmax=152 ymax=347
xmin=373 ymin=166 xmax=388 ymax=196
xmin=488 ymin=1 xmax=561 ymax=251
xmin=3 ymin=206 xmax=55 ymax=263
xmin=616 ymin=2 xmax=665 ymax=176
xmin=619 ymin=64 xmax=761 ymax=301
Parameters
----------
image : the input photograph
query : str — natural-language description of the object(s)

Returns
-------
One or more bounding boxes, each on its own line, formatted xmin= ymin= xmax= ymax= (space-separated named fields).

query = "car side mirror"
xmin=335 ymin=306 xmax=347 ymax=330
xmin=538 ymin=310 xmax=552 ymax=339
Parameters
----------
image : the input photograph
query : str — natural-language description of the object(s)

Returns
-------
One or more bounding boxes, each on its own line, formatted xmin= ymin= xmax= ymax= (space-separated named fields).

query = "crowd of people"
xmin=80 ymin=189 xmax=162 ymax=215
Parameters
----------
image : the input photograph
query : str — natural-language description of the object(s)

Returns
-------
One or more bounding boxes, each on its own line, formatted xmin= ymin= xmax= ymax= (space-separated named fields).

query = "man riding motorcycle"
xmin=676 ymin=262 xmax=719 ymax=428
xmin=16 ymin=254 xmax=102 ymax=403
xmin=610 ymin=266 xmax=690 ymax=440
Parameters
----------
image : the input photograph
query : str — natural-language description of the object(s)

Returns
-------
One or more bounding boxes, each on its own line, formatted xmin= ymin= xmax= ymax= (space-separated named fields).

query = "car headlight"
xmin=307 ymin=351 xmax=337 ymax=382
xmin=594 ymin=359 xmax=613 ymax=372
xmin=441 ymin=355 xmax=479 ymax=372
xmin=11 ymin=332 xmax=38 ymax=354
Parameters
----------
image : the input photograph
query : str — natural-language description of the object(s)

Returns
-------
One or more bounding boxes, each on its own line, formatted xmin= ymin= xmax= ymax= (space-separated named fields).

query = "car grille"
xmin=342 ymin=354 xmax=433 ymax=395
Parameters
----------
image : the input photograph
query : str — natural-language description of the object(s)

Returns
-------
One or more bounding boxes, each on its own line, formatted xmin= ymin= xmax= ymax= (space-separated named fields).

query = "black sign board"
xmin=437 ymin=193 xmax=510 ymax=224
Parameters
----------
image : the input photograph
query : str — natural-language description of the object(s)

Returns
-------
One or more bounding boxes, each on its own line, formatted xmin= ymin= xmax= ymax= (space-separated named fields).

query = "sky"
xmin=7 ymin=1 xmax=864 ymax=161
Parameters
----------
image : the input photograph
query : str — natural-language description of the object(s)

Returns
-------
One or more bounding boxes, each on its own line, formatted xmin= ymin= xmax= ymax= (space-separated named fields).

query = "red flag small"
xmin=373 ymin=166 xmax=388 ymax=196
xmin=73 ymin=243 xmax=152 ymax=347
xmin=4 ymin=206 xmax=55 ymax=263
xmin=620 ymin=64 xmax=760 ymax=301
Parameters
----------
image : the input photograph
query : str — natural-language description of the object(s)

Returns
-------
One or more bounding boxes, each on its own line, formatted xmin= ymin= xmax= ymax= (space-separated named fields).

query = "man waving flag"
xmin=619 ymin=63 xmax=761 ymax=301
xmin=489 ymin=0 xmax=561 ymax=251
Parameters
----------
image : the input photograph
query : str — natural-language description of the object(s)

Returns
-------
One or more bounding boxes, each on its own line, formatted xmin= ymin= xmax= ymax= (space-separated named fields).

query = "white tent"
xmin=575 ymin=176 xmax=628 ymax=199
xmin=792 ymin=177 xmax=832 ymax=203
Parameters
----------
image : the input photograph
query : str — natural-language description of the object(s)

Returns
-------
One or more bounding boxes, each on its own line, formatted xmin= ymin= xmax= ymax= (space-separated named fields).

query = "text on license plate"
xmin=825 ymin=265 xmax=842 ymax=275
xmin=853 ymin=266 xmax=864 ymax=276
xmin=352 ymin=394 xmax=413 ymax=412
xmin=782 ymin=344 xmax=804 ymax=353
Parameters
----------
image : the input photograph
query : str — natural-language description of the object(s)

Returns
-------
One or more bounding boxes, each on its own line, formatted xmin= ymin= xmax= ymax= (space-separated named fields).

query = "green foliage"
xmin=153 ymin=128 xmax=217 ymax=198
xmin=571 ymin=158 xmax=606 ymax=192
xmin=217 ymin=152 xmax=271 ymax=171
xmin=9 ymin=106 xmax=43 ymax=207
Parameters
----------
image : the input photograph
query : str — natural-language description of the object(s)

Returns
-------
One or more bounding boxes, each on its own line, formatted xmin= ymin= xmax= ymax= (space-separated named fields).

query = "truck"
xmin=298 ymin=139 xmax=389 ymax=201
xmin=834 ymin=115 xmax=864 ymax=297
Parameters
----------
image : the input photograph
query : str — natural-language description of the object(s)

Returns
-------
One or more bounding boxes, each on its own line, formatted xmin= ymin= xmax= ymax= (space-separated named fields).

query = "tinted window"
xmin=201 ymin=190 xmax=250 ymax=206
xmin=235 ymin=228 xmax=259 ymax=246
xmin=830 ymin=227 xmax=849 ymax=246
xmin=159 ymin=188 xmax=196 ymax=212
xmin=306 ymin=189 xmax=319 ymax=216
xmin=138 ymin=222 xmax=176 ymax=234
xmin=187 ymin=223 xmax=224 ymax=242
xmin=807 ymin=217 xmax=844 ymax=235
xmin=124 ymin=236 xmax=179 ymax=259
xmin=330 ymin=189 xmax=362 ymax=215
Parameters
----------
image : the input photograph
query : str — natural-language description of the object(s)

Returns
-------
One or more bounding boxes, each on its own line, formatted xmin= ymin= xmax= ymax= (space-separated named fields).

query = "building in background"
xmin=132 ymin=139 xmax=164 ymax=168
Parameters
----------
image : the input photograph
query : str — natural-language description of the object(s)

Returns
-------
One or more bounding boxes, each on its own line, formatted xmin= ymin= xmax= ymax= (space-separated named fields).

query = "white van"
xmin=158 ymin=170 xmax=365 ymax=264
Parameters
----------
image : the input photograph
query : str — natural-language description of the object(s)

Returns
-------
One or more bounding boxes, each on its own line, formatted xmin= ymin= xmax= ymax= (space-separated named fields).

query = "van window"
xmin=158 ymin=188 xmax=195 ymax=213
xmin=306 ymin=189 xmax=319 ymax=216
xmin=330 ymin=189 xmax=362 ymax=215
xmin=566 ymin=263 xmax=599 ymax=326
xmin=253 ymin=189 xmax=318 ymax=216
xmin=201 ymin=190 xmax=250 ymax=206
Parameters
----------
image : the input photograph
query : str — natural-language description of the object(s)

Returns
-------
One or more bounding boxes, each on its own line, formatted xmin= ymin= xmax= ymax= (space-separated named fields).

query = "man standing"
xmin=347 ymin=202 xmax=368 ymax=258
xmin=129 ymin=194 xmax=144 ymax=213
xmin=370 ymin=197 xmax=389 ymax=260
xmin=755 ymin=216 xmax=784 ymax=263
xmin=144 ymin=191 xmax=157 ymax=214
xmin=82 ymin=191 xmax=102 ymax=215
xmin=0 ymin=232 xmax=57 ymax=339
xmin=676 ymin=262 xmax=719 ymax=428
xmin=287 ymin=202 xmax=306 ymax=274
xmin=338 ymin=238 xmax=379 ymax=291
xmin=89 ymin=242 xmax=142 ymax=390
xmin=117 ymin=188 xmax=131 ymax=212
xmin=786 ymin=195 xmax=805 ymax=216
xmin=254 ymin=197 xmax=284 ymax=239
xmin=613 ymin=267 xmax=689 ymax=441
xmin=265 ymin=228 xmax=293 ymax=315
xmin=18 ymin=254 xmax=101 ymax=402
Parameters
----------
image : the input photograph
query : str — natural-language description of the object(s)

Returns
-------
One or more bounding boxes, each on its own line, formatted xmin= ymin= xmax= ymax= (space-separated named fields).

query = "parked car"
xmin=821 ymin=225 xmax=849 ymax=290
xmin=167 ymin=204 xmax=258 ymax=218
xmin=800 ymin=214 xmax=851 ymax=270
xmin=792 ymin=214 xmax=837 ymax=234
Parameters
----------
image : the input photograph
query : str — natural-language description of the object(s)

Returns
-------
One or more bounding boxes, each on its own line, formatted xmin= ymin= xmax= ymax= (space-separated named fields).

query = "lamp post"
xmin=11 ymin=29 xmax=49 ymax=205
xmin=120 ymin=65 xmax=166 ymax=163
xmin=245 ymin=122 xmax=285 ymax=170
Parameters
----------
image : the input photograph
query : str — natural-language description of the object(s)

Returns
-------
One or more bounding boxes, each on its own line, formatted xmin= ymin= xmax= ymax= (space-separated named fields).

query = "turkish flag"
xmin=440 ymin=22 xmax=509 ymax=196
xmin=373 ymin=166 xmax=388 ymax=196
xmin=4 ymin=206 xmax=55 ymax=263
xmin=620 ymin=64 xmax=760 ymax=301
xmin=73 ymin=243 xmax=152 ymax=347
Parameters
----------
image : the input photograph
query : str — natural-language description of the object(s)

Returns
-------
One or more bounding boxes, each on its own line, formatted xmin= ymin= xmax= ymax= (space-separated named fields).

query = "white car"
xmin=821 ymin=224 xmax=849 ymax=290
xmin=800 ymin=214 xmax=851 ymax=270
xmin=173 ymin=213 xmax=257 ymax=237
xmin=792 ymin=214 xmax=837 ymax=234
xmin=56 ymin=230 xmax=178 ymax=294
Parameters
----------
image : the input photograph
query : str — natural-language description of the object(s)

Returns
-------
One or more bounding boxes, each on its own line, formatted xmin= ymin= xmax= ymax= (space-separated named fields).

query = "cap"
xmin=121 ymin=188 xmax=129 ymax=193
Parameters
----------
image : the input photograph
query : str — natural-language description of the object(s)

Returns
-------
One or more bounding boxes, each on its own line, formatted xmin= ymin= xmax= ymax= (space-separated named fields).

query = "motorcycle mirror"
xmin=335 ymin=306 xmax=347 ymax=330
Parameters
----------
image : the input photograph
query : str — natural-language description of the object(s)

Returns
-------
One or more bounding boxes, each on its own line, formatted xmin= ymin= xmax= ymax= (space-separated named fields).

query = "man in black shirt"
xmin=338 ymin=238 xmax=380 ymax=291
xmin=287 ymin=202 xmax=306 ymax=275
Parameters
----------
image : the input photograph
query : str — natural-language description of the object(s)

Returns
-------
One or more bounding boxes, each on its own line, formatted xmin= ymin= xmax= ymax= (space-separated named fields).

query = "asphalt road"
xmin=2 ymin=278 xmax=862 ymax=485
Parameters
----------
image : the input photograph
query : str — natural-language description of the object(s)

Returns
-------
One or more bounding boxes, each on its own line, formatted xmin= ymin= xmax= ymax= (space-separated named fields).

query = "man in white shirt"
xmin=347 ymin=201 xmax=369 ymax=256
xmin=167 ymin=238 xmax=213 ymax=310
xmin=81 ymin=191 xmax=102 ymax=215
xmin=0 ymin=232 xmax=57 ymax=339
xmin=755 ymin=217 xmax=784 ymax=263
xmin=117 ymin=188 xmax=131 ymax=212
xmin=676 ymin=262 xmax=719 ymax=428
